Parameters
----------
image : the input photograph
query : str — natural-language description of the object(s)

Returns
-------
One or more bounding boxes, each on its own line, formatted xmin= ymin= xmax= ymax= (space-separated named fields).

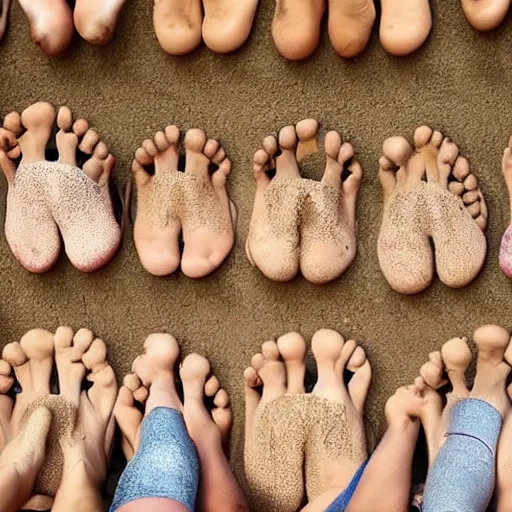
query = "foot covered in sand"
xmin=379 ymin=0 xmax=432 ymax=56
xmin=243 ymin=329 xmax=371 ymax=511
xmin=0 ymin=102 xmax=121 ymax=273
xmin=0 ymin=327 xmax=117 ymax=511
xmin=246 ymin=119 xmax=362 ymax=284
xmin=132 ymin=126 xmax=235 ymax=278
xmin=378 ymin=126 xmax=487 ymax=294
xmin=461 ymin=0 xmax=510 ymax=31
xmin=114 ymin=334 xmax=246 ymax=511
xmin=499 ymin=136 xmax=512 ymax=278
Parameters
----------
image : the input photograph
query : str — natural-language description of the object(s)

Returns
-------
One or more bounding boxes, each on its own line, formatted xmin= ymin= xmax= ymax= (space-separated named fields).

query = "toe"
xmin=132 ymin=158 xmax=152 ymax=188
xmin=256 ymin=341 xmax=287 ymax=401
xmin=379 ymin=155 xmax=398 ymax=198
xmin=180 ymin=353 xmax=211 ymax=398
xmin=277 ymin=332 xmax=307 ymax=394
xmin=437 ymin=138 xmax=459 ymax=180
xmin=344 ymin=159 xmax=363 ymax=198
xmin=79 ymin=129 xmax=101 ymax=155
xmin=276 ymin=125 xmax=301 ymax=178
xmin=311 ymin=329 xmax=345 ymax=369
xmin=346 ymin=346 xmax=372 ymax=413
xmin=204 ymin=139 xmax=220 ymax=159
xmin=204 ymin=375 xmax=221 ymax=397
xmin=184 ymin=128 xmax=209 ymax=176
xmin=124 ymin=373 xmax=149 ymax=403
xmin=414 ymin=126 xmax=433 ymax=148
xmin=211 ymin=157 xmax=231 ymax=190
xmin=382 ymin=136 xmax=413 ymax=167
xmin=253 ymin=148 xmax=272 ymax=188
xmin=114 ymin=385 xmax=143 ymax=460
xmin=322 ymin=130 xmax=344 ymax=187
xmin=244 ymin=366 xmax=261 ymax=442
xmin=57 ymin=106 xmax=73 ymax=131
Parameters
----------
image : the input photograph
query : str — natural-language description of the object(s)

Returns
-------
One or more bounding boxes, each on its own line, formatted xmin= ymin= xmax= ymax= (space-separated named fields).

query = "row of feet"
xmin=2 ymin=0 xmax=510 ymax=58
xmin=3 ymin=325 xmax=512 ymax=511
xmin=2 ymin=103 xmax=512 ymax=294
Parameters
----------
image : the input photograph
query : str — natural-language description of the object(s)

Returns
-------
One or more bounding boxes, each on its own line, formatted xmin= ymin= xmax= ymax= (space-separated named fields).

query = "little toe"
xmin=346 ymin=345 xmax=372 ymax=413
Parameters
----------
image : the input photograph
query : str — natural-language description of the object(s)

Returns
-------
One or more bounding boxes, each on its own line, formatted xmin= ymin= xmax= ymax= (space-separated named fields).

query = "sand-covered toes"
xmin=0 ymin=102 xmax=121 ymax=273
xmin=132 ymin=126 xmax=235 ymax=278
xmin=378 ymin=126 xmax=486 ymax=294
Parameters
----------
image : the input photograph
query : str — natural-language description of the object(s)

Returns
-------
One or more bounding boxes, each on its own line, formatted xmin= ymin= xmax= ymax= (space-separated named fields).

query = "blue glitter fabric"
xmin=423 ymin=398 xmax=503 ymax=512
xmin=110 ymin=407 xmax=200 ymax=512
xmin=325 ymin=459 xmax=369 ymax=512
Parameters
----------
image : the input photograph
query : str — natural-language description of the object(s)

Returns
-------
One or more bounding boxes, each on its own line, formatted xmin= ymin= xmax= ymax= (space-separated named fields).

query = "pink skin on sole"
xmin=500 ymin=226 xmax=512 ymax=278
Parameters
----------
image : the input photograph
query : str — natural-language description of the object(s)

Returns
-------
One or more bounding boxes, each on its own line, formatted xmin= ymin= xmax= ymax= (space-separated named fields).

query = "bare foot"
xmin=0 ymin=103 xmax=121 ymax=273
xmin=378 ymin=126 xmax=487 ymax=294
xmin=305 ymin=329 xmax=370 ymax=502
xmin=51 ymin=327 xmax=118 ymax=512
xmin=500 ymin=135 xmax=512 ymax=278
xmin=300 ymin=130 xmax=362 ymax=284
xmin=0 ymin=0 xmax=11 ymax=41
xmin=153 ymin=0 xmax=202 ymax=55
xmin=74 ymin=0 xmax=127 ymax=45
xmin=462 ymin=0 xmax=510 ymax=31
xmin=244 ymin=333 xmax=308 ymax=511
xmin=202 ymin=0 xmax=259 ymax=53
xmin=418 ymin=336 xmax=471 ymax=465
xmin=132 ymin=127 xmax=235 ymax=278
xmin=180 ymin=353 xmax=249 ymax=512
xmin=272 ymin=0 xmax=325 ymax=60
xmin=327 ymin=0 xmax=375 ymax=58
xmin=379 ymin=0 xmax=432 ymax=56
xmin=114 ymin=333 xmax=183 ymax=461
xmin=17 ymin=0 xmax=74 ymax=56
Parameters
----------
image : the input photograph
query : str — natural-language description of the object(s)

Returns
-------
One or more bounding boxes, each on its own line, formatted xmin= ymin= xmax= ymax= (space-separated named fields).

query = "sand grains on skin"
xmin=0 ymin=102 xmax=121 ymax=273
xmin=246 ymin=119 xmax=362 ymax=284
xmin=378 ymin=126 xmax=487 ymax=294
xmin=243 ymin=330 xmax=371 ymax=511
xmin=132 ymin=126 xmax=235 ymax=279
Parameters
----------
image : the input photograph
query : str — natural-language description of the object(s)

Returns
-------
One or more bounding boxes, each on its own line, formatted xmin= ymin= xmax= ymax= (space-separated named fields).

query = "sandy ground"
xmin=1 ymin=0 xmax=512 ymax=508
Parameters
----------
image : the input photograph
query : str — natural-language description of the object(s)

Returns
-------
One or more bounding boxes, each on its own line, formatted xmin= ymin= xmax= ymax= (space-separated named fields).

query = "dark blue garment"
xmin=325 ymin=459 xmax=369 ymax=512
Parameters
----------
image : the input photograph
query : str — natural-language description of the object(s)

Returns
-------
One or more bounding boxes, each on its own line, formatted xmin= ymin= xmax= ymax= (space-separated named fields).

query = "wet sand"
xmin=1 ymin=0 xmax=512 ymax=508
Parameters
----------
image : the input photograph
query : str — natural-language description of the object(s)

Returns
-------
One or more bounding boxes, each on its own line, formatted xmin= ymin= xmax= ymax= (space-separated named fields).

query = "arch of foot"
xmin=246 ymin=119 xmax=362 ymax=285
xmin=0 ymin=102 xmax=121 ymax=273
xmin=131 ymin=126 xmax=235 ymax=279
xmin=378 ymin=126 xmax=487 ymax=294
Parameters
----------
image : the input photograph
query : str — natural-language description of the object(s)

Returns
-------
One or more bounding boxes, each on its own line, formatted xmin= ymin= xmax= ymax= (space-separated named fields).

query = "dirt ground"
xmin=1 ymin=0 xmax=512 ymax=509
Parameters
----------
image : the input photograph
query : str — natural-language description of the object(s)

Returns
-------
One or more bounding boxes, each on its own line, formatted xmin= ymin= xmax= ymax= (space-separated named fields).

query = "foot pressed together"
xmin=17 ymin=0 xmax=127 ymax=55
xmin=0 ymin=327 xmax=117 ymax=512
xmin=246 ymin=119 xmax=362 ymax=284
xmin=378 ymin=126 xmax=487 ymax=294
xmin=244 ymin=329 xmax=371 ymax=511
xmin=132 ymin=126 xmax=235 ymax=278
xmin=153 ymin=0 xmax=259 ymax=55
xmin=0 ymin=102 xmax=121 ymax=273
xmin=113 ymin=333 xmax=247 ymax=511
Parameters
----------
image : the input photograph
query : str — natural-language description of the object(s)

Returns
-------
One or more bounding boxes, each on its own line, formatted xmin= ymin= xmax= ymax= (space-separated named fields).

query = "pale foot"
xmin=17 ymin=0 xmax=73 ymax=56
xmin=51 ymin=327 xmax=118 ymax=512
xmin=379 ymin=0 xmax=432 ymax=56
xmin=418 ymin=336 xmax=471 ymax=465
xmin=328 ymin=0 xmax=375 ymax=58
xmin=74 ymin=0 xmax=127 ymax=45
xmin=272 ymin=0 xmax=325 ymax=60
xmin=132 ymin=126 xmax=235 ymax=278
xmin=0 ymin=103 xmax=121 ymax=273
xmin=180 ymin=353 xmax=249 ymax=512
xmin=244 ymin=333 xmax=308 ymax=512
xmin=246 ymin=119 xmax=319 ymax=282
xmin=499 ymin=135 xmax=512 ymax=278
xmin=378 ymin=126 xmax=487 ymax=294
xmin=462 ymin=0 xmax=510 ymax=31
xmin=0 ymin=0 xmax=11 ymax=41
xmin=153 ymin=0 xmax=202 ymax=55
xmin=305 ymin=329 xmax=370 ymax=502
xmin=300 ymin=130 xmax=362 ymax=284
xmin=202 ymin=0 xmax=259 ymax=53
xmin=114 ymin=333 xmax=182 ymax=461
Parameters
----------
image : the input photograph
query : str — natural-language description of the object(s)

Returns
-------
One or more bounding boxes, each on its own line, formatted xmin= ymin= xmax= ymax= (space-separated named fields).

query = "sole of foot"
xmin=462 ymin=0 xmax=510 ymax=31
xmin=0 ymin=0 xmax=11 ymax=41
xmin=328 ymin=0 xmax=375 ymax=58
xmin=419 ymin=336 xmax=471 ymax=464
xmin=379 ymin=0 xmax=432 ymax=56
xmin=0 ymin=102 xmax=121 ymax=273
xmin=246 ymin=119 xmax=362 ymax=284
xmin=132 ymin=126 xmax=235 ymax=278
xmin=499 ymin=135 xmax=512 ymax=278
xmin=202 ymin=0 xmax=260 ymax=53
xmin=74 ymin=0 xmax=127 ymax=45
xmin=272 ymin=0 xmax=325 ymax=60
xmin=17 ymin=0 xmax=74 ymax=56
xmin=153 ymin=0 xmax=202 ymax=55
xmin=378 ymin=126 xmax=487 ymax=294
